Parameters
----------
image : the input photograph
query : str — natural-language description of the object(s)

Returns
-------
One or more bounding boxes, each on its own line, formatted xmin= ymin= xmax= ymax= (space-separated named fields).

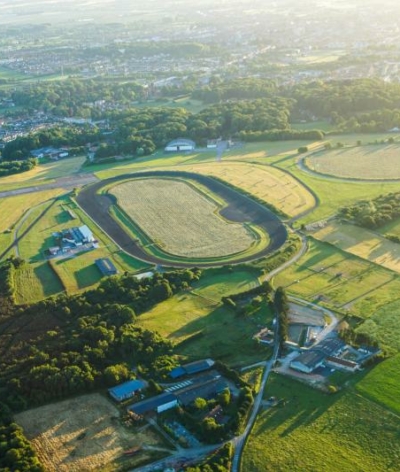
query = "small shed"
xmin=164 ymin=138 xmax=195 ymax=153
xmin=96 ymin=258 xmax=118 ymax=276
xmin=108 ymin=379 xmax=145 ymax=402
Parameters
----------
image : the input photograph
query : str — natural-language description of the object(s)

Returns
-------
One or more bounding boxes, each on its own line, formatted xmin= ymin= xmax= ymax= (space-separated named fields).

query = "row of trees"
xmin=274 ymin=287 xmax=289 ymax=351
xmin=0 ymin=158 xmax=37 ymax=176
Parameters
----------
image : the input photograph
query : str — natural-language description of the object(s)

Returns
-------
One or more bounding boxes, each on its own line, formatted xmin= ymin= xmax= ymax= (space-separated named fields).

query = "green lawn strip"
xmin=139 ymin=269 xmax=272 ymax=367
xmin=242 ymin=374 xmax=400 ymax=472
xmin=356 ymin=354 xmax=400 ymax=415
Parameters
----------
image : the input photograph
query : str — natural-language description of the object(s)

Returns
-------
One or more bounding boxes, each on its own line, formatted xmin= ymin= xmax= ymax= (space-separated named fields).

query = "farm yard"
xmin=110 ymin=178 xmax=259 ymax=259
xmin=305 ymin=144 xmax=400 ymax=180
xmin=178 ymin=161 xmax=316 ymax=218
xmin=311 ymin=220 xmax=400 ymax=273
xmin=242 ymin=375 xmax=400 ymax=472
xmin=15 ymin=394 xmax=171 ymax=472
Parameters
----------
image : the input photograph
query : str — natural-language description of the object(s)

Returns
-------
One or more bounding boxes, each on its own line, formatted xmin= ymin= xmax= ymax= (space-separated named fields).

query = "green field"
xmin=273 ymin=239 xmax=400 ymax=321
xmin=356 ymin=355 xmax=400 ymax=415
xmin=242 ymin=374 xmax=400 ymax=472
xmin=139 ymin=269 xmax=273 ymax=366
xmin=12 ymin=194 xmax=150 ymax=302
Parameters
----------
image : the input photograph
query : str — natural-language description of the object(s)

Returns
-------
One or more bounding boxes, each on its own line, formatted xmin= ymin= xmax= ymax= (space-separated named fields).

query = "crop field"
xmin=306 ymin=144 xmax=400 ymax=180
xmin=312 ymin=220 xmax=400 ymax=273
xmin=15 ymin=394 xmax=171 ymax=472
xmin=139 ymin=269 xmax=274 ymax=366
xmin=179 ymin=161 xmax=316 ymax=218
xmin=273 ymin=239 xmax=400 ymax=322
xmin=242 ymin=374 xmax=400 ymax=472
xmin=111 ymin=178 xmax=257 ymax=259
xmin=356 ymin=354 xmax=400 ymax=415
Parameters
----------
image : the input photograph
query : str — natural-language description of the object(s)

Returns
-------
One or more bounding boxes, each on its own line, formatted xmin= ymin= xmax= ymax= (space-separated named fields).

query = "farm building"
xmin=128 ymin=393 xmax=178 ymax=417
xmin=108 ymin=379 xmax=145 ymax=402
xmin=325 ymin=356 xmax=359 ymax=373
xmin=169 ymin=358 xmax=215 ymax=379
xmin=95 ymin=258 xmax=118 ymax=276
xmin=290 ymin=350 xmax=325 ymax=374
xmin=175 ymin=378 xmax=228 ymax=406
xmin=164 ymin=138 xmax=196 ymax=152
xmin=61 ymin=225 xmax=94 ymax=246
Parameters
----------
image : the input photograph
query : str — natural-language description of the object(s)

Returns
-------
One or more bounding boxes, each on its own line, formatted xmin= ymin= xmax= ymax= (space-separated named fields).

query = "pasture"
xmin=242 ymin=374 xmax=400 ymax=472
xmin=139 ymin=269 xmax=274 ymax=366
xmin=179 ymin=161 xmax=316 ymax=218
xmin=312 ymin=220 xmax=400 ymax=273
xmin=110 ymin=178 xmax=258 ymax=259
xmin=15 ymin=394 xmax=170 ymax=472
xmin=356 ymin=355 xmax=400 ymax=415
xmin=306 ymin=144 xmax=400 ymax=180
xmin=273 ymin=239 xmax=400 ymax=322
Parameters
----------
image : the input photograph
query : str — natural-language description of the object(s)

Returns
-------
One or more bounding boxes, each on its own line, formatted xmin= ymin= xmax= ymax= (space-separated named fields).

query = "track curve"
xmin=76 ymin=171 xmax=288 ymax=268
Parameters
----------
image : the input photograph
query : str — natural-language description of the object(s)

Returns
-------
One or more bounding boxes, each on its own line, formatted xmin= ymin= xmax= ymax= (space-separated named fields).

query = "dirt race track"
xmin=77 ymin=171 xmax=288 ymax=267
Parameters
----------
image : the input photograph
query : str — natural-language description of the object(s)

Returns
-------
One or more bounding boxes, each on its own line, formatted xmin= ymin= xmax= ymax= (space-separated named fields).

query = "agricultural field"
xmin=179 ymin=161 xmax=316 ymax=218
xmin=15 ymin=394 xmax=171 ymax=472
xmin=356 ymin=354 xmax=400 ymax=415
xmin=273 ymin=239 xmax=400 ymax=324
xmin=312 ymin=220 xmax=400 ymax=273
xmin=139 ymin=269 xmax=273 ymax=366
xmin=305 ymin=144 xmax=400 ymax=180
xmin=110 ymin=178 xmax=259 ymax=259
xmin=242 ymin=374 xmax=400 ymax=472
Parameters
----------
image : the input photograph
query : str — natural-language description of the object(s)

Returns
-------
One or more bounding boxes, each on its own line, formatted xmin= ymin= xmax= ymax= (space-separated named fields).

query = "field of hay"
xmin=306 ymin=144 xmax=400 ymax=180
xmin=15 ymin=394 xmax=170 ymax=472
xmin=111 ymin=178 xmax=257 ymax=259
xmin=312 ymin=220 xmax=400 ymax=273
xmin=179 ymin=161 xmax=316 ymax=218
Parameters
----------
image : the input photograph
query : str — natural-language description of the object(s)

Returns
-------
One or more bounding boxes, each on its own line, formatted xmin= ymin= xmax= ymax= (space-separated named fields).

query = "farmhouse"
xmin=128 ymin=393 xmax=178 ymax=417
xmin=95 ymin=258 xmax=118 ymax=276
xmin=108 ymin=379 xmax=145 ymax=402
xmin=164 ymin=138 xmax=196 ymax=152
xmin=290 ymin=350 xmax=325 ymax=374
xmin=169 ymin=358 xmax=215 ymax=379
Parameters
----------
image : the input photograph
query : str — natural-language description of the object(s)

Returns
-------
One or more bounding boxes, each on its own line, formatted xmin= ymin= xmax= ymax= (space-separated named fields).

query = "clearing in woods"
xmin=15 ymin=394 xmax=171 ymax=472
xmin=178 ymin=161 xmax=316 ymax=218
xmin=110 ymin=178 xmax=258 ymax=259
xmin=305 ymin=144 xmax=400 ymax=180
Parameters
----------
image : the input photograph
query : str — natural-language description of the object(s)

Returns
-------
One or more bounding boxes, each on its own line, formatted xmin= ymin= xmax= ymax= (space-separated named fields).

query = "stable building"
xmin=108 ymin=379 xmax=145 ymax=402
xmin=128 ymin=392 xmax=178 ymax=417
xmin=290 ymin=350 xmax=325 ymax=374
xmin=164 ymin=138 xmax=195 ymax=153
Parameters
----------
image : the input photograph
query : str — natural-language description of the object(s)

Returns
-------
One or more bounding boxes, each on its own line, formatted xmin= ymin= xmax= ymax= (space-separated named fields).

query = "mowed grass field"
xmin=0 ymin=156 xmax=86 ymax=191
xmin=273 ymin=239 xmax=400 ymax=323
xmin=111 ymin=178 xmax=257 ymax=259
xmin=139 ymin=269 xmax=273 ymax=366
xmin=356 ymin=354 xmax=400 ymax=415
xmin=242 ymin=374 xmax=400 ymax=472
xmin=15 ymin=394 xmax=171 ymax=472
xmin=178 ymin=161 xmax=316 ymax=218
xmin=0 ymin=189 xmax=64 ymax=260
xmin=306 ymin=144 xmax=400 ymax=180
xmin=312 ymin=220 xmax=400 ymax=273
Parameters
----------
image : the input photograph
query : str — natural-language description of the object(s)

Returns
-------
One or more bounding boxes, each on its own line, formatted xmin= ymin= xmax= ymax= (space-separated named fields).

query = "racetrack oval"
xmin=76 ymin=171 xmax=288 ymax=268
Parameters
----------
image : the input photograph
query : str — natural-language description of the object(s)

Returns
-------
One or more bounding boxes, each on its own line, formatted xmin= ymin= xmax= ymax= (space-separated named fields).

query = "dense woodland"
xmin=0 ymin=158 xmax=37 ymax=176
xmin=339 ymin=191 xmax=400 ymax=229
